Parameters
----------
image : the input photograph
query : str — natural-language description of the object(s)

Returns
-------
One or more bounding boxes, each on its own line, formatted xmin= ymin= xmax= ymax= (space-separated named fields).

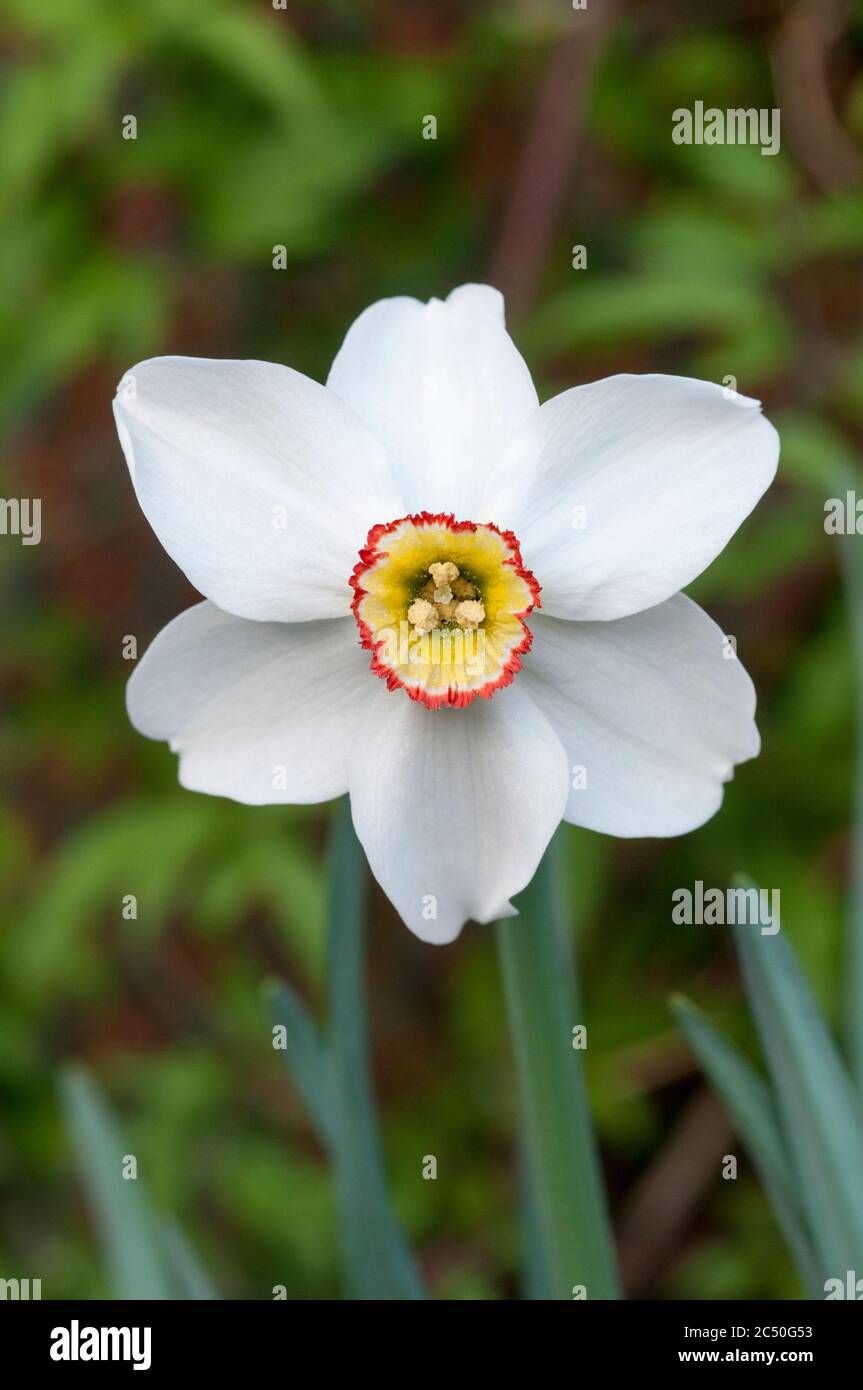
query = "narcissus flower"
xmin=115 ymin=285 xmax=778 ymax=944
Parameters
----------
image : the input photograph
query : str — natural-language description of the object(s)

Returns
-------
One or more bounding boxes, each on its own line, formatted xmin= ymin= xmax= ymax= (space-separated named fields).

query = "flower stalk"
xmin=496 ymin=830 xmax=620 ymax=1299
xmin=840 ymin=514 xmax=863 ymax=1093
xmin=325 ymin=799 xmax=425 ymax=1299
xmin=268 ymin=799 xmax=425 ymax=1299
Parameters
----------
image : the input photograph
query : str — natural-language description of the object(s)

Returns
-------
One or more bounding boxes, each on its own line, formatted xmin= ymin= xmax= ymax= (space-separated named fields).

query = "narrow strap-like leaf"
xmin=672 ymin=996 xmax=821 ymax=1296
xmin=266 ymin=979 xmax=337 ymax=1150
xmin=158 ymin=1220 xmax=220 ymax=1300
xmin=839 ymin=512 xmax=863 ymax=1093
xmin=732 ymin=905 xmax=863 ymax=1278
xmin=518 ymin=1141 xmax=555 ymax=1300
xmin=325 ymin=797 xmax=425 ymax=1300
xmin=496 ymin=829 xmax=620 ymax=1299
xmin=59 ymin=1065 xmax=173 ymax=1300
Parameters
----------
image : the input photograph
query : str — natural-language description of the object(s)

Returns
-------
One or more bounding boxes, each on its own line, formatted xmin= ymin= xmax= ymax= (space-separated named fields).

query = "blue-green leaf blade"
xmin=732 ymin=911 xmax=863 ymax=1277
xmin=672 ymin=995 xmax=821 ymax=1295
xmin=266 ymin=978 xmax=336 ymax=1151
xmin=158 ymin=1220 xmax=220 ymax=1301
xmin=838 ymin=510 xmax=863 ymax=1093
xmin=325 ymin=798 xmax=425 ymax=1300
xmin=59 ymin=1065 xmax=172 ymax=1300
xmin=497 ymin=829 xmax=620 ymax=1300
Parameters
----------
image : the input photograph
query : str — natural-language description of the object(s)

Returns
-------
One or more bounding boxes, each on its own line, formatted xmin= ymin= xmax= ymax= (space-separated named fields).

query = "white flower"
xmin=115 ymin=284 xmax=778 ymax=945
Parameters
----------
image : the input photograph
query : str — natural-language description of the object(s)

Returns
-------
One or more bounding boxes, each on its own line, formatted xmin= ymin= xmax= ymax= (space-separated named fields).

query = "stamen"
xmin=350 ymin=512 xmax=540 ymax=709
xmin=407 ymin=598 xmax=439 ymax=632
xmin=429 ymin=561 xmax=459 ymax=588
xmin=454 ymin=599 xmax=485 ymax=630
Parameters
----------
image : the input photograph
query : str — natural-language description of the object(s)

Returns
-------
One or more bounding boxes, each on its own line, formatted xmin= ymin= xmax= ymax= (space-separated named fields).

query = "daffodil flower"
xmin=115 ymin=285 xmax=778 ymax=943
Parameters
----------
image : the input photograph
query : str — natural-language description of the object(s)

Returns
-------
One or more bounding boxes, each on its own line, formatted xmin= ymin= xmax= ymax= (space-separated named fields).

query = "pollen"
xmin=350 ymin=512 xmax=541 ymax=708
xmin=429 ymin=561 xmax=459 ymax=588
xmin=411 ymin=560 xmax=486 ymax=630
xmin=407 ymin=598 xmax=439 ymax=632
xmin=424 ymin=563 xmax=483 ymax=625
xmin=454 ymin=599 xmax=485 ymax=630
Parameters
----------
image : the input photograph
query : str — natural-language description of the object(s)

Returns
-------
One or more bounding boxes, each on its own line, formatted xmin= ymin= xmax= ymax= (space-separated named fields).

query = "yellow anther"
xmin=429 ymin=561 xmax=459 ymax=588
xmin=454 ymin=599 xmax=485 ymax=630
xmin=407 ymin=598 xmax=439 ymax=633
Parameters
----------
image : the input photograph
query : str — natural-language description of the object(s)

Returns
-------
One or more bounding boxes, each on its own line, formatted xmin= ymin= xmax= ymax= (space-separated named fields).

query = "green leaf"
xmin=496 ymin=829 xmax=620 ymax=1300
xmin=518 ymin=1143 xmax=555 ymax=1301
xmin=731 ymin=904 xmax=863 ymax=1278
xmin=60 ymin=1066 xmax=217 ymax=1299
xmin=269 ymin=800 xmax=424 ymax=1299
xmin=839 ymin=512 xmax=863 ymax=1094
xmin=158 ymin=1220 xmax=219 ymax=1301
xmin=13 ymin=799 xmax=216 ymax=998
xmin=671 ymin=996 xmax=821 ymax=1295
xmin=59 ymin=1065 xmax=173 ymax=1300
xmin=775 ymin=412 xmax=860 ymax=493
xmin=523 ymin=273 xmax=784 ymax=360
xmin=325 ymin=799 xmax=425 ymax=1300
xmin=266 ymin=979 xmax=336 ymax=1150
xmin=181 ymin=7 xmax=327 ymax=118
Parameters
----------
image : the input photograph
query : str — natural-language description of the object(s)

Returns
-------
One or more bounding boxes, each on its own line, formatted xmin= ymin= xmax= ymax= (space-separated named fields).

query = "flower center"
xmin=350 ymin=512 xmax=540 ymax=708
xmin=406 ymin=559 xmax=486 ymax=635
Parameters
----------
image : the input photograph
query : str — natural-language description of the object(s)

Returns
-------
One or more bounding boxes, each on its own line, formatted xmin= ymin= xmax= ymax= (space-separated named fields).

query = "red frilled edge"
xmin=349 ymin=511 xmax=541 ymax=710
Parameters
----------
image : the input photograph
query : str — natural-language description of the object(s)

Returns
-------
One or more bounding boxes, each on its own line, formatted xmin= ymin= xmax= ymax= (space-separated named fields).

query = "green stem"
xmin=839 ymin=508 xmax=863 ymax=1093
xmin=326 ymin=798 xmax=425 ymax=1300
xmin=496 ymin=830 xmax=620 ymax=1299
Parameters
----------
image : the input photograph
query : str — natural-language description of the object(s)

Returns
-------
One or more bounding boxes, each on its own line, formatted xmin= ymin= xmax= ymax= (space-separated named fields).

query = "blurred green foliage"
xmin=1 ymin=0 xmax=862 ymax=1298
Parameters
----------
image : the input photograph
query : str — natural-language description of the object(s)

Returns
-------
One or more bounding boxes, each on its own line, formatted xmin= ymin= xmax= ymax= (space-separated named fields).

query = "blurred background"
xmin=2 ymin=0 xmax=862 ymax=1300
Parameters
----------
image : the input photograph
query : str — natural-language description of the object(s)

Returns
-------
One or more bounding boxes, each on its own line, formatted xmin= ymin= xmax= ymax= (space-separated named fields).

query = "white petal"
xmin=326 ymin=284 xmax=538 ymax=518
xmin=347 ymin=683 xmax=569 ymax=944
xmin=483 ymin=374 xmax=779 ymax=620
xmin=114 ymin=357 xmax=404 ymax=622
xmin=522 ymin=597 xmax=760 ymax=837
xmin=127 ymin=602 xmax=374 ymax=804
